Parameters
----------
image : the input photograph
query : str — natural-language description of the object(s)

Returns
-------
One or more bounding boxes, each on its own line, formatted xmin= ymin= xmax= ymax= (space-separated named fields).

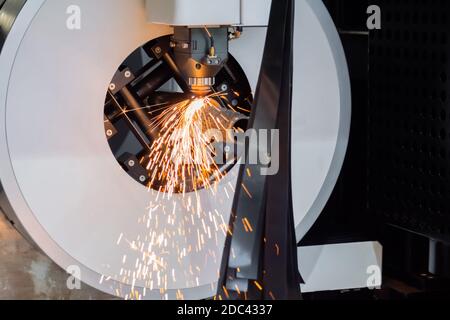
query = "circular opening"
xmin=104 ymin=35 xmax=253 ymax=194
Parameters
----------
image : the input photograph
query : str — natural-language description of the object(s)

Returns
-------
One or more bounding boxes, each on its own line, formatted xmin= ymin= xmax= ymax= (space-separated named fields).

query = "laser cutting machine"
xmin=0 ymin=0 xmax=382 ymax=299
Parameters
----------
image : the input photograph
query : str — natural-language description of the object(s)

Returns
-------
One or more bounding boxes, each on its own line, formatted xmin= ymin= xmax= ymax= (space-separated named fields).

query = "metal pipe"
xmin=0 ymin=0 xmax=27 ymax=52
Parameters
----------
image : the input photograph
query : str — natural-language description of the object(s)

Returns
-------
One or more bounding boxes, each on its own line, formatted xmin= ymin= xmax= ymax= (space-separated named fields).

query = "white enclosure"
xmin=0 ymin=0 xmax=350 ymax=299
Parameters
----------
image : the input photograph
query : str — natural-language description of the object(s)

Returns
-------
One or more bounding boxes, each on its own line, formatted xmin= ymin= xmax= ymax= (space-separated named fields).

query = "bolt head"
xmin=124 ymin=71 xmax=131 ymax=78
xmin=139 ymin=175 xmax=147 ymax=182
xmin=128 ymin=160 xmax=135 ymax=167
xmin=106 ymin=129 xmax=113 ymax=137
xmin=109 ymin=83 xmax=116 ymax=91
xmin=155 ymin=47 xmax=162 ymax=54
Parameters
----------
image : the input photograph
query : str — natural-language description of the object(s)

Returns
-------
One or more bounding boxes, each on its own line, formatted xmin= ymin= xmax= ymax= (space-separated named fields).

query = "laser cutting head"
xmin=172 ymin=26 xmax=230 ymax=96
xmin=145 ymin=0 xmax=243 ymax=96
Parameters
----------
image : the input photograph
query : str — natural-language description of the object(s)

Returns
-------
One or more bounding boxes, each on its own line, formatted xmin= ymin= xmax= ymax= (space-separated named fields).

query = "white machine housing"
xmin=0 ymin=0 xmax=381 ymax=299
xmin=146 ymin=0 xmax=271 ymax=27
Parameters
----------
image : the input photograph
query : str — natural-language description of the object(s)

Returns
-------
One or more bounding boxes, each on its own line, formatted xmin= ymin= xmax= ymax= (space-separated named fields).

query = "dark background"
xmin=301 ymin=0 xmax=450 ymax=299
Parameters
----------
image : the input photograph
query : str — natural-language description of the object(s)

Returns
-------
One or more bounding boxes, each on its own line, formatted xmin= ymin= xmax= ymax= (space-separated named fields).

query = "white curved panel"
xmin=0 ymin=0 xmax=350 ymax=299
xmin=292 ymin=0 xmax=351 ymax=240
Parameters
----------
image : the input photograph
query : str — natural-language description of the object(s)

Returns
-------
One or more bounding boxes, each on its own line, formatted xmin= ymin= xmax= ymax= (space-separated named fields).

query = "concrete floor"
xmin=0 ymin=213 xmax=114 ymax=300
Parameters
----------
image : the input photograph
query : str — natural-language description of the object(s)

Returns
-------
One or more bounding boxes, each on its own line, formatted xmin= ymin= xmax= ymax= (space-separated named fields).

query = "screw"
xmin=220 ymin=84 xmax=228 ymax=92
xmin=106 ymin=129 xmax=113 ymax=137
xmin=139 ymin=175 xmax=147 ymax=182
xmin=128 ymin=160 xmax=135 ymax=167
xmin=109 ymin=83 xmax=116 ymax=91
xmin=155 ymin=47 xmax=162 ymax=54
xmin=124 ymin=71 xmax=132 ymax=78
xmin=232 ymin=99 xmax=239 ymax=107
xmin=224 ymin=145 xmax=231 ymax=153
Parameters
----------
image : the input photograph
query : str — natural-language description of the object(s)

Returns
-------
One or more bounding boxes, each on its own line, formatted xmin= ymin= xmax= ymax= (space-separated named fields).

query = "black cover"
xmin=368 ymin=0 xmax=450 ymax=243
xmin=218 ymin=0 xmax=301 ymax=300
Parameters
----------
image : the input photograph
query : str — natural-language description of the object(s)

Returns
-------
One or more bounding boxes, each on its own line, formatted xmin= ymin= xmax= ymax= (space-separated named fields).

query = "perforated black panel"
xmin=369 ymin=0 xmax=450 ymax=241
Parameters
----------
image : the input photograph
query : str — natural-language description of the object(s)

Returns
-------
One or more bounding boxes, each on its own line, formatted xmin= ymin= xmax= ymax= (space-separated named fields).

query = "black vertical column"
xmin=262 ymin=0 xmax=300 ymax=300
xmin=218 ymin=0 xmax=301 ymax=300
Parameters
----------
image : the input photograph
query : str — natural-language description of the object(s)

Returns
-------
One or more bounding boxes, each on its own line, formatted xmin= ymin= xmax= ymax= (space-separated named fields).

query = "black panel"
xmin=323 ymin=0 xmax=369 ymax=31
xmin=368 ymin=0 xmax=450 ymax=243
xmin=306 ymin=0 xmax=450 ymax=298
